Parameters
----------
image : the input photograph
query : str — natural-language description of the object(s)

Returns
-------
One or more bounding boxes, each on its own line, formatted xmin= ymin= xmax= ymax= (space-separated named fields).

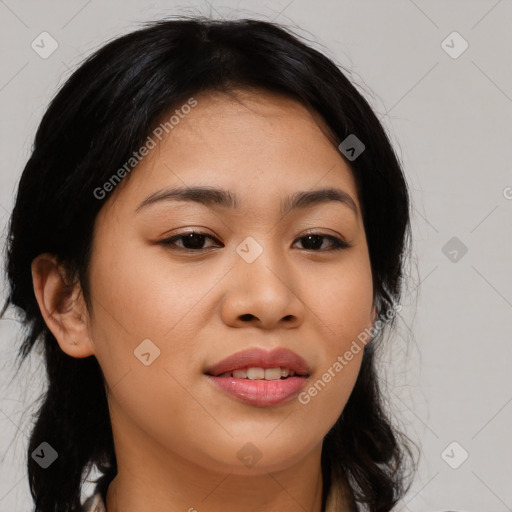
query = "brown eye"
xmin=294 ymin=233 xmax=351 ymax=251
xmin=160 ymin=231 xmax=222 ymax=251
xmin=159 ymin=231 xmax=351 ymax=253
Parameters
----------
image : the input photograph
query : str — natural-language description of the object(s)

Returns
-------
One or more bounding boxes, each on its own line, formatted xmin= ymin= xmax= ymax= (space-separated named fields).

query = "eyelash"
xmin=159 ymin=230 xmax=352 ymax=253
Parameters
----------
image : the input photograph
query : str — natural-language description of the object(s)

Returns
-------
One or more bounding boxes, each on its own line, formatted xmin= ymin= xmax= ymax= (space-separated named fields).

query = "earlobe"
xmin=31 ymin=253 xmax=95 ymax=358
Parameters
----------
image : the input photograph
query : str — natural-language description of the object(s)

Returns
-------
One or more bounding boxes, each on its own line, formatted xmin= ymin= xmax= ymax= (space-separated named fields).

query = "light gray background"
xmin=0 ymin=1 xmax=511 ymax=511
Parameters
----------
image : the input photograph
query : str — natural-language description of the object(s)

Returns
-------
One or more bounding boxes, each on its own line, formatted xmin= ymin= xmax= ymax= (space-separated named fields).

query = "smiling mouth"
xmin=205 ymin=368 xmax=309 ymax=407
xmin=206 ymin=366 xmax=308 ymax=380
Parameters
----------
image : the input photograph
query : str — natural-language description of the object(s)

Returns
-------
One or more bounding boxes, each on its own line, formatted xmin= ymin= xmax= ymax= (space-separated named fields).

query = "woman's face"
xmin=73 ymin=89 xmax=375 ymax=475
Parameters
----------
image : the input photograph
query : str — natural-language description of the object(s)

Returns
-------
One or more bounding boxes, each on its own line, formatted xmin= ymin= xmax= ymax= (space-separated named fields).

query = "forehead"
xmin=99 ymin=88 xmax=359 ymax=219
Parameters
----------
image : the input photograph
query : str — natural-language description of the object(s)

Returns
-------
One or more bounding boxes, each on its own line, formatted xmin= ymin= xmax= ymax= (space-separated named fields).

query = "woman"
xmin=1 ymin=16 xmax=416 ymax=512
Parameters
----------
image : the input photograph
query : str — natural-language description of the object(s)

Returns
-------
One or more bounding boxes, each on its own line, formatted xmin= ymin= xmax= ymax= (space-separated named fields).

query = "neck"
xmin=105 ymin=458 xmax=325 ymax=512
xmin=104 ymin=402 xmax=327 ymax=512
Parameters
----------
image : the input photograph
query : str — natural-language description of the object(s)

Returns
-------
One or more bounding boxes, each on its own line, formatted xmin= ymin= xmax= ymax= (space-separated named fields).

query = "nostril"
xmin=240 ymin=313 xmax=254 ymax=321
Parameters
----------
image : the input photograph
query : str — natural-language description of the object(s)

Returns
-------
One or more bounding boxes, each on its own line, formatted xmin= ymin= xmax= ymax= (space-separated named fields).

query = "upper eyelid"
xmin=163 ymin=230 xmax=350 ymax=249
xmin=166 ymin=229 xmax=342 ymax=241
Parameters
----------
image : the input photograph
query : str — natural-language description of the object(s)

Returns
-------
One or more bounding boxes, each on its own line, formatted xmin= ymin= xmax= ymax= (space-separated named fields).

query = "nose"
xmin=220 ymin=243 xmax=305 ymax=329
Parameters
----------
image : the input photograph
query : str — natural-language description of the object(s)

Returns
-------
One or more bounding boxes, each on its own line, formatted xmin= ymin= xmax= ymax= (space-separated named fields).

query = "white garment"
xmin=81 ymin=491 xmax=107 ymax=512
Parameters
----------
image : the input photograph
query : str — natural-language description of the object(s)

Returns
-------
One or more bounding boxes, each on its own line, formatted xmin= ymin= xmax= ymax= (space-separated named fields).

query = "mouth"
xmin=206 ymin=366 xmax=308 ymax=379
xmin=204 ymin=346 xmax=311 ymax=378
xmin=204 ymin=347 xmax=310 ymax=407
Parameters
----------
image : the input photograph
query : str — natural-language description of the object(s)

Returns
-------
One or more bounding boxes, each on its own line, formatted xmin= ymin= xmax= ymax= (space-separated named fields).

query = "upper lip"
xmin=205 ymin=347 xmax=310 ymax=377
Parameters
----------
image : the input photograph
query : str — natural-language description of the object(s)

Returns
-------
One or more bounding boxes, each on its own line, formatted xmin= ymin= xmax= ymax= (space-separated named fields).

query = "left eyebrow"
xmin=135 ymin=185 xmax=358 ymax=217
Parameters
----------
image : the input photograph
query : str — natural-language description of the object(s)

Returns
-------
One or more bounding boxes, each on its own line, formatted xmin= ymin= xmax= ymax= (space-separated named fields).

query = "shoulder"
xmin=80 ymin=491 xmax=107 ymax=512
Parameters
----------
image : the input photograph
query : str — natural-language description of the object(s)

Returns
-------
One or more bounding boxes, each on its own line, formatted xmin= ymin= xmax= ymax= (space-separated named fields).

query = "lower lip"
xmin=205 ymin=375 xmax=308 ymax=407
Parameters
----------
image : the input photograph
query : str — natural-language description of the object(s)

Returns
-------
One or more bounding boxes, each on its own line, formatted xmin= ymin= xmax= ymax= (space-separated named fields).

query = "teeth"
xmin=264 ymin=368 xmax=282 ymax=380
xmin=219 ymin=367 xmax=298 ymax=380
xmin=247 ymin=367 xmax=265 ymax=380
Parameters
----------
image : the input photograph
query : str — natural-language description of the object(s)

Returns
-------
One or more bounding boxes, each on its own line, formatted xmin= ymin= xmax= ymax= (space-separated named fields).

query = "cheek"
xmin=303 ymin=251 xmax=374 ymax=341
xmin=296 ymin=250 xmax=372 ymax=416
xmin=87 ymin=244 xmax=220 ymax=426
xmin=87 ymin=249 xmax=211 ymax=450
xmin=88 ymin=236 xmax=215 ymax=341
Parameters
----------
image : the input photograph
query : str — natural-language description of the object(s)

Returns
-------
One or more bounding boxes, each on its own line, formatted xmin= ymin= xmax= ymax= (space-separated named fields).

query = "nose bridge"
xmin=221 ymin=233 xmax=304 ymax=327
xmin=235 ymin=233 xmax=288 ymax=290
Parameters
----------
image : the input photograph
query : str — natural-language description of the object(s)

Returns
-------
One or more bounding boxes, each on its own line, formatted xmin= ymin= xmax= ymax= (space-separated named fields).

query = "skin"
xmin=32 ymin=88 xmax=376 ymax=512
